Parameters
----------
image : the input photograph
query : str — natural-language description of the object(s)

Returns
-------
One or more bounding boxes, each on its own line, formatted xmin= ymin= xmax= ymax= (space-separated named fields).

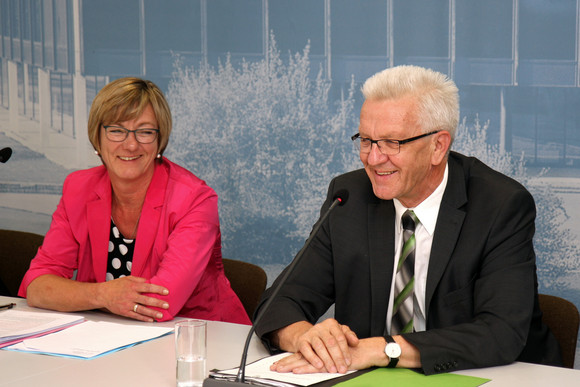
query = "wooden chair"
xmin=222 ymin=258 xmax=267 ymax=320
xmin=538 ymin=293 xmax=580 ymax=368
xmin=0 ymin=229 xmax=44 ymax=297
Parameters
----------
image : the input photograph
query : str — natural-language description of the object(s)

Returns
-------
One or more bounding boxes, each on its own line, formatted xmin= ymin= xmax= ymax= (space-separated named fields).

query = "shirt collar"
xmin=393 ymin=162 xmax=448 ymax=236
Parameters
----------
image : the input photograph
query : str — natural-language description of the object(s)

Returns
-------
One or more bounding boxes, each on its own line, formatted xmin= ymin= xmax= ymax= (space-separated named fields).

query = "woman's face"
xmin=99 ymin=103 xmax=159 ymax=185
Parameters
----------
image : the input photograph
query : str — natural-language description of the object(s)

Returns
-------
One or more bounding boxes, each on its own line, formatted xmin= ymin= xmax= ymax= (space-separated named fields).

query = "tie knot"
xmin=402 ymin=210 xmax=418 ymax=232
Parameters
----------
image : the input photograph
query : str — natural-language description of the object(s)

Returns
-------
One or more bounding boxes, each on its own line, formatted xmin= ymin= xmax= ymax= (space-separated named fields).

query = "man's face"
xmin=358 ymin=97 xmax=441 ymax=208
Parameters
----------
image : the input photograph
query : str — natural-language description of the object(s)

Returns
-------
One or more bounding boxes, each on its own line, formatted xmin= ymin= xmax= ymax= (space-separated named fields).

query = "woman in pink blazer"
xmin=18 ymin=77 xmax=250 ymax=325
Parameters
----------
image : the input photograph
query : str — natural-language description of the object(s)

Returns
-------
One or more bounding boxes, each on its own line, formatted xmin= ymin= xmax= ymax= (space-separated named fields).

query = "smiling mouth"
xmin=119 ymin=156 xmax=141 ymax=161
xmin=376 ymin=171 xmax=396 ymax=176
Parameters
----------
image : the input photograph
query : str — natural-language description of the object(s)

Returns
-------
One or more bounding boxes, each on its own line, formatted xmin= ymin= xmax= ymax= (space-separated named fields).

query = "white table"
xmin=0 ymin=296 xmax=268 ymax=386
xmin=1 ymin=296 xmax=579 ymax=386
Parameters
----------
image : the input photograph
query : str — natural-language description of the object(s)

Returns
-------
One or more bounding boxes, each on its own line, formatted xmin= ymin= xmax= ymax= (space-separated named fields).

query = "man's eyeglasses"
xmin=103 ymin=126 xmax=159 ymax=144
xmin=351 ymin=130 xmax=440 ymax=155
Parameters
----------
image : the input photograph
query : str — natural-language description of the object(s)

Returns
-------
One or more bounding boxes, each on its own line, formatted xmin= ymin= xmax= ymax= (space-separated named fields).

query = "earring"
xmin=156 ymin=154 xmax=161 ymax=159
xmin=94 ymin=150 xmax=99 ymax=156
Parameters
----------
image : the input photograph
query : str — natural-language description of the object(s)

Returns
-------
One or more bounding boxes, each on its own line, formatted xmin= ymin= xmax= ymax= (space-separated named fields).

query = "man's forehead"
xmin=359 ymin=99 xmax=418 ymax=134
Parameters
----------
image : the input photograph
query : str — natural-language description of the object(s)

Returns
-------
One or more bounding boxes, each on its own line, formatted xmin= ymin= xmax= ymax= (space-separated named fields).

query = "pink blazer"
xmin=19 ymin=158 xmax=250 ymax=324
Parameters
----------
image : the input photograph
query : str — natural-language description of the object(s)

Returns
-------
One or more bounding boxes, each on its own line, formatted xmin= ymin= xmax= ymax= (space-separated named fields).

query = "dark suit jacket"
xmin=254 ymin=151 xmax=561 ymax=375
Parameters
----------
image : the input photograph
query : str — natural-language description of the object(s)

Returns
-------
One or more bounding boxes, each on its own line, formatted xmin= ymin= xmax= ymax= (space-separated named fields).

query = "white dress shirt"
xmin=386 ymin=163 xmax=448 ymax=334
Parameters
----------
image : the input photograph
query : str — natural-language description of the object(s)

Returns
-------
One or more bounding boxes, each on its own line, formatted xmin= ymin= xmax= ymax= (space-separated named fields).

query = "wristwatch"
xmin=384 ymin=335 xmax=401 ymax=368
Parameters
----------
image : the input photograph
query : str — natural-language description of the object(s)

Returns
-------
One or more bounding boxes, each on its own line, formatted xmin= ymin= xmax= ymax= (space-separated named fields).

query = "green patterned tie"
xmin=391 ymin=210 xmax=419 ymax=335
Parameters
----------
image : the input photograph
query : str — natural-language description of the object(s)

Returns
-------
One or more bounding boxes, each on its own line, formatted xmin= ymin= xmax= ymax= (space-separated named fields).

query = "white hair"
xmin=362 ymin=65 xmax=459 ymax=140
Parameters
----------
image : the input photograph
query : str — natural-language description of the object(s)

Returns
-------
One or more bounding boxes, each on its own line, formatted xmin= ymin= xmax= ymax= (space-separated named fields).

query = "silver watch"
xmin=384 ymin=335 xmax=401 ymax=368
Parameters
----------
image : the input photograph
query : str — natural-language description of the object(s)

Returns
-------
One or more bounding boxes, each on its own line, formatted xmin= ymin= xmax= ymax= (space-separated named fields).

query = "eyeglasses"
xmin=351 ymin=130 xmax=440 ymax=155
xmin=103 ymin=125 xmax=159 ymax=144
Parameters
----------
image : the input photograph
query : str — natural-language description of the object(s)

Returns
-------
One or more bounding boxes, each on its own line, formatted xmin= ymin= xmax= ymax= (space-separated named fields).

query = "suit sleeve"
xmin=405 ymin=187 xmax=538 ymax=374
xmin=254 ymin=178 xmax=339 ymax=351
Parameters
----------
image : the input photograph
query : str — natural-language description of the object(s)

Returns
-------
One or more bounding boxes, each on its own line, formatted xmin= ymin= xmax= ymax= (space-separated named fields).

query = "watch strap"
xmin=385 ymin=335 xmax=399 ymax=368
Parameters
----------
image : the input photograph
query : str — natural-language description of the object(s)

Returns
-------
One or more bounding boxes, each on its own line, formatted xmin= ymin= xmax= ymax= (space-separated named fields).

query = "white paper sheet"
xmin=7 ymin=321 xmax=173 ymax=359
xmin=213 ymin=352 xmax=355 ymax=386
xmin=0 ymin=309 xmax=85 ymax=345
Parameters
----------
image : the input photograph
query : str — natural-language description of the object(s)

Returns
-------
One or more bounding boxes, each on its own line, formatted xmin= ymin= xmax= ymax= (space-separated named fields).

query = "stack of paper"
xmin=5 ymin=320 xmax=173 ymax=359
xmin=0 ymin=309 xmax=85 ymax=348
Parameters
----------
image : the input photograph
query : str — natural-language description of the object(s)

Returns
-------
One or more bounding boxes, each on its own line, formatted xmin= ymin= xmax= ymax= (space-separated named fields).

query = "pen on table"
xmin=0 ymin=303 xmax=16 ymax=311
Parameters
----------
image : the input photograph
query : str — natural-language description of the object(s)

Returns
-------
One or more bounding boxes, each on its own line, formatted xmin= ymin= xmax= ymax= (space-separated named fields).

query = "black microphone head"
xmin=0 ymin=147 xmax=12 ymax=163
xmin=333 ymin=189 xmax=349 ymax=206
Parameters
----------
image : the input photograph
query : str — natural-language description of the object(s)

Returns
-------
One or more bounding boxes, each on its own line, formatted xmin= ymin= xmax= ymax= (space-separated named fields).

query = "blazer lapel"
xmin=130 ymin=162 xmax=168 ymax=277
xmin=88 ymin=172 xmax=112 ymax=282
xmin=368 ymin=200 xmax=396 ymax=336
xmin=424 ymin=156 xmax=467 ymax=316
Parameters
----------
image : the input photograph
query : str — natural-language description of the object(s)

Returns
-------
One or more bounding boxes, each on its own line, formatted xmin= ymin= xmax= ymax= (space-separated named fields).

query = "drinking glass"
xmin=175 ymin=319 xmax=207 ymax=387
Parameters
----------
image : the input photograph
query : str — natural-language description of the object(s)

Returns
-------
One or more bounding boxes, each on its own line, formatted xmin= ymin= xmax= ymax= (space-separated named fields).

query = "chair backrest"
xmin=222 ymin=258 xmax=267 ymax=319
xmin=538 ymin=293 xmax=580 ymax=369
xmin=0 ymin=229 xmax=44 ymax=297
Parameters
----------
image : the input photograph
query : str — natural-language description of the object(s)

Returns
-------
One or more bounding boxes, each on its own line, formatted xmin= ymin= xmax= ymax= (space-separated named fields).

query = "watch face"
xmin=386 ymin=343 xmax=402 ymax=358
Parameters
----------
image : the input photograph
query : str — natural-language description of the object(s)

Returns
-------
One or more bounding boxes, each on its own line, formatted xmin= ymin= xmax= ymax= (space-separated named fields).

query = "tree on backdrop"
xmin=167 ymin=35 xmax=358 ymax=264
xmin=167 ymin=34 xmax=578 ymax=290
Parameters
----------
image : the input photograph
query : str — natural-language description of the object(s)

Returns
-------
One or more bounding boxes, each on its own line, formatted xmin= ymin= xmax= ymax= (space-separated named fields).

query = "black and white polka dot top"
xmin=106 ymin=218 xmax=135 ymax=281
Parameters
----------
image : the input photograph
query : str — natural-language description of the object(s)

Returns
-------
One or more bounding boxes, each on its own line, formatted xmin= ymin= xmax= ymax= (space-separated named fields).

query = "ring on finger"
xmin=133 ymin=304 xmax=139 ymax=313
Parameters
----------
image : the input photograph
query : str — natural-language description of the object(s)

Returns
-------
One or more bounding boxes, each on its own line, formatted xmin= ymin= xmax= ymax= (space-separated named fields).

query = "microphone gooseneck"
xmin=203 ymin=189 xmax=349 ymax=386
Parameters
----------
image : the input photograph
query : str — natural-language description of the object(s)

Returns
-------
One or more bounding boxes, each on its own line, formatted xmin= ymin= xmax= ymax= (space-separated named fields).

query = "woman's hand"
xmin=96 ymin=276 xmax=169 ymax=322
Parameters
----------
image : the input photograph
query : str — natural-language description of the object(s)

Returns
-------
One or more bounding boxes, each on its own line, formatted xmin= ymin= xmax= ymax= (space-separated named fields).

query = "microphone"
xmin=0 ymin=147 xmax=12 ymax=163
xmin=203 ymin=189 xmax=350 ymax=386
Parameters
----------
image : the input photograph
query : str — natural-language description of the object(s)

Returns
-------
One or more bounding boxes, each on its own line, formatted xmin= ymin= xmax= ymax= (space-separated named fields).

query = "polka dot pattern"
xmin=106 ymin=218 xmax=135 ymax=280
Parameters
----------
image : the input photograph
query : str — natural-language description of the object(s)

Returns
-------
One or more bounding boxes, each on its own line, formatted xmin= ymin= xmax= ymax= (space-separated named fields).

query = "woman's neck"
xmin=109 ymin=169 xmax=153 ymax=210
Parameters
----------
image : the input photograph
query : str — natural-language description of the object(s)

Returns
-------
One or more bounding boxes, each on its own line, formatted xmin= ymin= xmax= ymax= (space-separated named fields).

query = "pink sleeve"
xmin=18 ymin=183 xmax=82 ymax=296
xmin=145 ymin=184 xmax=220 ymax=321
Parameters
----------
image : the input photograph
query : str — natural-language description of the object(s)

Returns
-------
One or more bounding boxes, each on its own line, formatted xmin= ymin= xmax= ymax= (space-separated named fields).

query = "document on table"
xmin=0 ymin=309 xmax=85 ymax=348
xmin=5 ymin=320 xmax=173 ymax=359
xmin=210 ymin=352 xmax=356 ymax=386
xmin=210 ymin=353 xmax=491 ymax=387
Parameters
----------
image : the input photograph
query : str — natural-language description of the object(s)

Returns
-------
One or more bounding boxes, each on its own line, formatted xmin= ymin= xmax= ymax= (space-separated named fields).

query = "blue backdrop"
xmin=0 ymin=0 xmax=579 ymax=367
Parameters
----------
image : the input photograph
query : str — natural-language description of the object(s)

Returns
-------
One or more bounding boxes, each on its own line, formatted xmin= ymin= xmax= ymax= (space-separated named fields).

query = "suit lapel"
xmin=88 ymin=172 xmax=112 ymax=282
xmin=368 ymin=200 xmax=396 ymax=336
xmin=130 ymin=162 xmax=168 ymax=277
xmin=424 ymin=155 xmax=467 ymax=317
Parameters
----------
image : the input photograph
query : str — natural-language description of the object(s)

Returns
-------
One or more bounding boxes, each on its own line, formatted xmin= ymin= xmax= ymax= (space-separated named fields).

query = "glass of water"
xmin=175 ymin=319 xmax=207 ymax=387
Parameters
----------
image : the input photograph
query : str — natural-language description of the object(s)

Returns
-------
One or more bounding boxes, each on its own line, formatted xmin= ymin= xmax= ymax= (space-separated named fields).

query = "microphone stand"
xmin=203 ymin=193 xmax=347 ymax=386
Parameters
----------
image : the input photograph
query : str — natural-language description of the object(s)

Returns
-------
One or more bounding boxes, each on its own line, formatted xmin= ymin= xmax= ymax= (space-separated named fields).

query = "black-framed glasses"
xmin=351 ymin=130 xmax=440 ymax=155
xmin=103 ymin=125 xmax=159 ymax=144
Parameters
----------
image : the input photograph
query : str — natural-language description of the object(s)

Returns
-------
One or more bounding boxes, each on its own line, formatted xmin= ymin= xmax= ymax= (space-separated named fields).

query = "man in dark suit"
xmin=254 ymin=65 xmax=561 ymax=375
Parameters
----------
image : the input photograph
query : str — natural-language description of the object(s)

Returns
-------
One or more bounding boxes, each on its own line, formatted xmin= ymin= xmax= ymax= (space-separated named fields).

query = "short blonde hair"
xmin=88 ymin=77 xmax=172 ymax=156
xmin=362 ymin=65 xmax=459 ymax=140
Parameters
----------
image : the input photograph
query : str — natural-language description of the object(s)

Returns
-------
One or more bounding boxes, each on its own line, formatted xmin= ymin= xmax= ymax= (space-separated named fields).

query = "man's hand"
xmin=271 ymin=318 xmax=359 ymax=374
xmin=271 ymin=336 xmax=392 ymax=374
xmin=271 ymin=323 xmax=422 ymax=374
xmin=97 ymin=276 xmax=170 ymax=322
